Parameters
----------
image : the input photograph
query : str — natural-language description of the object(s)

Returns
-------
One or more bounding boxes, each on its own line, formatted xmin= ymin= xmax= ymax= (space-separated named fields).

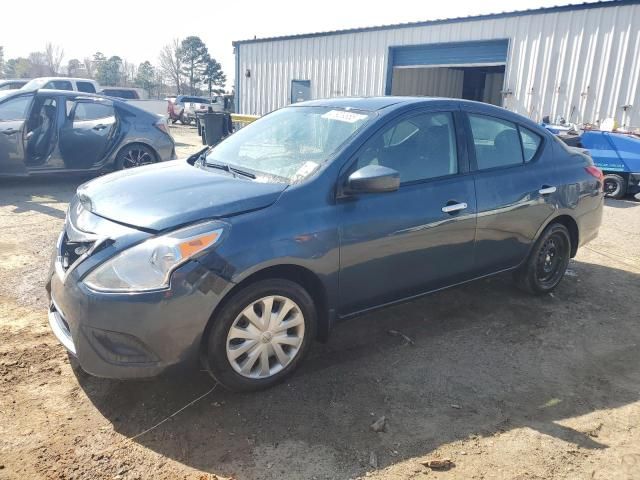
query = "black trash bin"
xmin=202 ymin=112 xmax=225 ymax=146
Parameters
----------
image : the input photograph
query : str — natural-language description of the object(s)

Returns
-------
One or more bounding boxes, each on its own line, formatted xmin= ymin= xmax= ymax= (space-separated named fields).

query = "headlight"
xmin=83 ymin=220 xmax=227 ymax=292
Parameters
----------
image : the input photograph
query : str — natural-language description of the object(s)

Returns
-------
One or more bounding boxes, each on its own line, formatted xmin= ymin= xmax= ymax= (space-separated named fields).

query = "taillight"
xmin=585 ymin=166 xmax=604 ymax=190
xmin=154 ymin=120 xmax=171 ymax=137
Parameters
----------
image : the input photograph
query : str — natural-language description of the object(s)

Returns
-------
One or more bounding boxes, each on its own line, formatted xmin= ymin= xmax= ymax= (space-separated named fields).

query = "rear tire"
xmin=180 ymin=115 xmax=192 ymax=126
xmin=603 ymin=174 xmax=626 ymax=199
xmin=205 ymin=279 xmax=317 ymax=392
xmin=514 ymin=223 xmax=571 ymax=295
xmin=115 ymin=144 xmax=157 ymax=170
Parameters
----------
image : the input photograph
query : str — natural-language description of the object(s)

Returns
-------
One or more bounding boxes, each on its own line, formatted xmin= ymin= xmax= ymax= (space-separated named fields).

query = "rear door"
xmin=0 ymin=94 xmax=33 ymax=174
xmin=462 ymin=109 xmax=556 ymax=274
xmin=338 ymin=108 xmax=477 ymax=314
xmin=58 ymin=99 xmax=117 ymax=169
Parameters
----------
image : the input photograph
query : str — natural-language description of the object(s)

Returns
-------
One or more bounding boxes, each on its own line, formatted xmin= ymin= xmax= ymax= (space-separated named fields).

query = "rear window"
xmin=77 ymin=82 xmax=96 ymax=93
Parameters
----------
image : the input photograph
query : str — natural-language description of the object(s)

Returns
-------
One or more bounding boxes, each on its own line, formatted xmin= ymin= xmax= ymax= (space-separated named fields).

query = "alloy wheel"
xmin=226 ymin=295 xmax=305 ymax=379
xmin=122 ymin=148 xmax=155 ymax=169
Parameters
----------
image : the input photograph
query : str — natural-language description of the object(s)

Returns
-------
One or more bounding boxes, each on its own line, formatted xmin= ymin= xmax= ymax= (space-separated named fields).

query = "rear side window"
xmin=45 ymin=80 xmax=73 ymax=91
xmin=73 ymin=102 xmax=114 ymax=121
xmin=469 ymin=114 xmax=523 ymax=169
xmin=77 ymin=82 xmax=96 ymax=93
xmin=519 ymin=127 xmax=542 ymax=162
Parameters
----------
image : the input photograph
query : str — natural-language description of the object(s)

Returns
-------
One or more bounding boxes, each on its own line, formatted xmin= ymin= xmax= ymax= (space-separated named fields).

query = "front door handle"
xmin=442 ymin=202 xmax=468 ymax=214
xmin=1 ymin=129 xmax=18 ymax=135
xmin=93 ymin=124 xmax=108 ymax=131
xmin=539 ymin=186 xmax=557 ymax=195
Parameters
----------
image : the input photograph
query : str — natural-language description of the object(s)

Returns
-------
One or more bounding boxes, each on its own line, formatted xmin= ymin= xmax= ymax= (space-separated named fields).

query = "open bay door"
xmin=386 ymin=39 xmax=508 ymax=106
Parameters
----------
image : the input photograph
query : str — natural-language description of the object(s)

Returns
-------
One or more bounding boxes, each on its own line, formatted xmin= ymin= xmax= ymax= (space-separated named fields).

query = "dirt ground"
xmin=1 ymin=123 xmax=639 ymax=480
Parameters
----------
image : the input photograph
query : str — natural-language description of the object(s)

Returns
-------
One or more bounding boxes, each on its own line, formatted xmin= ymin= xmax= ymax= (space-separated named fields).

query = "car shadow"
xmin=605 ymin=197 xmax=640 ymax=209
xmin=75 ymin=259 xmax=640 ymax=479
xmin=0 ymin=176 xmax=88 ymax=220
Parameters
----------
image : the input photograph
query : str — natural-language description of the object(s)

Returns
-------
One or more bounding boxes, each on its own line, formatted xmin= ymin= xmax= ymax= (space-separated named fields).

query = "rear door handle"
xmin=442 ymin=202 xmax=468 ymax=214
xmin=539 ymin=186 xmax=557 ymax=195
xmin=2 ymin=129 xmax=18 ymax=135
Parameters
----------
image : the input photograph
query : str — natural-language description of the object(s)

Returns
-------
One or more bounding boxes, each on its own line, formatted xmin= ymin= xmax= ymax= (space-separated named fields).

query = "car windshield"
xmin=21 ymin=78 xmax=48 ymax=90
xmin=205 ymin=106 xmax=372 ymax=183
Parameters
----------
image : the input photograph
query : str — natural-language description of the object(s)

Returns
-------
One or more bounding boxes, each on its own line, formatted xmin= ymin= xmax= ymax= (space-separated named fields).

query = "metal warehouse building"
xmin=233 ymin=0 xmax=640 ymax=128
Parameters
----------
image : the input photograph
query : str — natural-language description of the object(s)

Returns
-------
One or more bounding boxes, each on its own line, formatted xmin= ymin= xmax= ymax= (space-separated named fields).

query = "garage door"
xmin=385 ymin=39 xmax=509 ymax=95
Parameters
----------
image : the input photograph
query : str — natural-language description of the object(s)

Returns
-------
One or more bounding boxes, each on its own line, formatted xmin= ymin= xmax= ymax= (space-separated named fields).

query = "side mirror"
xmin=346 ymin=165 xmax=400 ymax=194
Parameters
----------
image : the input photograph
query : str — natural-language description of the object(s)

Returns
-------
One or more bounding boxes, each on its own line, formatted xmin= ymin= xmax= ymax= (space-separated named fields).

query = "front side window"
xmin=356 ymin=112 xmax=458 ymax=183
xmin=0 ymin=95 xmax=32 ymax=121
xmin=72 ymin=102 xmax=114 ymax=121
xmin=469 ymin=114 xmax=523 ymax=169
xmin=77 ymin=82 xmax=96 ymax=93
xmin=205 ymin=106 xmax=372 ymax=183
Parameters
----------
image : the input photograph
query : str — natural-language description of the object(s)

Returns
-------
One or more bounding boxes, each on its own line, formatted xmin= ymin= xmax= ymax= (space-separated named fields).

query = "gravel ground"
xmin=0 ymin=125 xmax=639 ymax=479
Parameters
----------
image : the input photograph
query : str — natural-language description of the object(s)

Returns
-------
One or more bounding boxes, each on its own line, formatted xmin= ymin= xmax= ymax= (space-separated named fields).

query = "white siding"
xmin=236 ymin=3 xmax=640 ymax=127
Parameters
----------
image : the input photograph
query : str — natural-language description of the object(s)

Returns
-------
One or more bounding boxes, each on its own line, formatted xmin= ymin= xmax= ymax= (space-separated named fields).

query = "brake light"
xmin=154 ymin=120 xmax=171 ymax=137
xmin=585 ymin=166 xmax=604 ymax=189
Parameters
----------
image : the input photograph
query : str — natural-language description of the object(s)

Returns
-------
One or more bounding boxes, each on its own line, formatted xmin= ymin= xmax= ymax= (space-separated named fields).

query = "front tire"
xmin=603 ymin=174 xmax=626 ymax=199
xmin=514 ymin=223 xmax=571 ymax=295
xmin=205 ymin=279 xmax=317 ymax=392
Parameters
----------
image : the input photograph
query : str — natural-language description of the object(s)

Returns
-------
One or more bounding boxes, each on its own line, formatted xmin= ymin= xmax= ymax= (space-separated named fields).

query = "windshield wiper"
xmin=205 ymin=161 xmax=256 ymax=179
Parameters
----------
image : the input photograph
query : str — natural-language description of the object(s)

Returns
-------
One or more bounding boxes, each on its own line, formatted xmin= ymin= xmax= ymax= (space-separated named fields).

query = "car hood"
xmin=78 ymin=160 xmax=287 ymax=231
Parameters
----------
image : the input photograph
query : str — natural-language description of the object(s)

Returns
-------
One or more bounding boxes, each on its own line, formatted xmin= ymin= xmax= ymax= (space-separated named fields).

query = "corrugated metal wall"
xmin=236 ymin=2 xmax=640 ymax=127
xmin=390 ymin=67 xmax=464 ymax=98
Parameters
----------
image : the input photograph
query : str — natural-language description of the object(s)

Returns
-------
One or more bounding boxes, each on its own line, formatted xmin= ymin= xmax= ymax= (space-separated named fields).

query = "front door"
xmin=338 ymin=110 xmax=477 ymax=315
xmin=0 ymin=94 xmax=33 ymax=175
xmin=59 ymin=99 xmax=117 ymax=170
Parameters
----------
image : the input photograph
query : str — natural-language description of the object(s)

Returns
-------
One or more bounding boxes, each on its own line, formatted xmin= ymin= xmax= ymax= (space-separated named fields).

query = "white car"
xmin=21 ymin=77 xmax=101 ymax=94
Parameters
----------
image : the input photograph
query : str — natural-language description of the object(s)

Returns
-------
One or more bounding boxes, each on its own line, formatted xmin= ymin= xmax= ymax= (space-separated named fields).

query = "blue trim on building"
xmin=384 ymin=40 xmax=509 ymax=95
xmin=232 ymin=0 xmax=639 ymax=45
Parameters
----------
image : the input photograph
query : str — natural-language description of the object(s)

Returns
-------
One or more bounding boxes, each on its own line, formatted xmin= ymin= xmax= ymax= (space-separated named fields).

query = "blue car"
xmin=553 ymin=130 xmax=640 ymax=198
xmin=46 ymin=97 xmax=604 ymax=391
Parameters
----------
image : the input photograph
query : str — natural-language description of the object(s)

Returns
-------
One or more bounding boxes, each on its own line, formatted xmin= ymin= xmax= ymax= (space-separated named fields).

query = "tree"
xmin=67 ymin=58 xmax=82 ymax=77
xmin=135 ymin=61 xmax=155 ymax=95
xmin=4 ymin=58 xmax=32 ymax=78
xmin=44 ymin=43 xmax=64 ymax=75
xmin=201 ymin=55 xmax=226 ymax=98
xmin=159 ymin=39 xmax=183 ymax=95
xmin=96 ymin=55 xmax=122 ymax=86
xmin=180 ymin=36 xmax=208 ymax=95
xmin=83 ymin=57 xmax=95 ymax=78
xmin=27 ymin=52 xmax=48 ymax=77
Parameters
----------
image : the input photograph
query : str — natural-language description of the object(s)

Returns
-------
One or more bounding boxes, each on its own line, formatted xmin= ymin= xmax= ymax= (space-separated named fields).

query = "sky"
xmin=1 ymin=0 xmax=602 ymax=87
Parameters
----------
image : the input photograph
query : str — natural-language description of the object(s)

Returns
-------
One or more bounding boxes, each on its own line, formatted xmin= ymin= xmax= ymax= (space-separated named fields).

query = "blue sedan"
xmin=46 ymin=97 xmax=604 ymax=391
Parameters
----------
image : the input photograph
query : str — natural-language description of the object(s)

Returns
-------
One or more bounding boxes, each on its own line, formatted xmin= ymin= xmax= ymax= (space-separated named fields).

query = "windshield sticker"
xmin=292 ymin=161 xmax=319 ymax=182
xmin=321 ymin=110 xmax=368 ymax=123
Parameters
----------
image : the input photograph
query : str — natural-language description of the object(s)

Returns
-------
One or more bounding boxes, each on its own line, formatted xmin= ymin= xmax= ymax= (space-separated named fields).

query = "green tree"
xmin=180 ymin=36 xmax=208 ymax=95
xmin=4 ymin=58 xmax=32 ymax=78
xmin=135 ymin=61 xmax=155 ymax=95
xmin=201 ymin=55 xmax=226 ymax=98
xmin=67 ymin=58 xmax=82 ymax=77
xmin=96 ymin=55 xmax=123 ymax=86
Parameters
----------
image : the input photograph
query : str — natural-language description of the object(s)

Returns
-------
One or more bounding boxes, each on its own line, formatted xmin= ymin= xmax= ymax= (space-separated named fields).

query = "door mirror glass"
xmin=346 ymin=165 xmax=400 ymax=194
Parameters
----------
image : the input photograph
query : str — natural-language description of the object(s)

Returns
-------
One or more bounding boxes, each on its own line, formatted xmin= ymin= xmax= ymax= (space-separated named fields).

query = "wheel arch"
xmin=536 ymin=214 xmax=579 ymax=258
xmin=199 ymin=263 xmax=331 ymax=366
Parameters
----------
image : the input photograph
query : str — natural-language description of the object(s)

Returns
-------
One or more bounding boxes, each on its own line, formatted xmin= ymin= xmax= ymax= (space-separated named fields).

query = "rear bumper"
xmin=46 ymin=259 xmax=232 ymax=379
